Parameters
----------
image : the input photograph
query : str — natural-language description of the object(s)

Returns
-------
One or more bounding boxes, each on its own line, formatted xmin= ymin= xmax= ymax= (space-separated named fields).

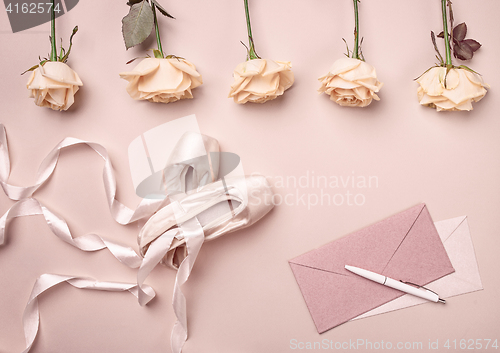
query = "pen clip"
xmin=400 ymin=281 xmax=446 ymax=303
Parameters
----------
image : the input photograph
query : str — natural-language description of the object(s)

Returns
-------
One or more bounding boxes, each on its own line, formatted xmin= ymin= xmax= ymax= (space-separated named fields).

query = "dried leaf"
xmin=454 ymin=41 xmax=473 ymax=60
xmin=122 ymin=0 xmax=154 ymax=50
xmin=21 ymin=60 xmax=48 ymax=75
xmin=457 ymin=65 xmax=481 ymax=75
xmin=126 ymin=57 xmax=140 ymax=64
xmin=448 ymin=1 xmax=454 ymax=23
xmin=462 ymin=39 xmax=481 ymax=52
xmin=342 ymin=38 xmax=351 ymax=58
xmin=126 ymin=0 xmax=144 ymax=6
xmin=453 ymin=22 xmax=467 ymax=42
xmin=437 ymin=31 xmax=444 ymax=38
xmin=414 ymin=65 xmax=438 ymax=81
xmin=431 ymin=31 xmax=444 ymax=65
xmin=151 ymin=0 xmax=174 ymax=18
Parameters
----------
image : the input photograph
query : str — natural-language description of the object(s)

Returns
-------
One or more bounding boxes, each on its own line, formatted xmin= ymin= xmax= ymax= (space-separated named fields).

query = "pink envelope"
xmin=352 ymin=216 xmax=482 ymax=320
xmin=289 ymin=204 xmax=455 ymax=334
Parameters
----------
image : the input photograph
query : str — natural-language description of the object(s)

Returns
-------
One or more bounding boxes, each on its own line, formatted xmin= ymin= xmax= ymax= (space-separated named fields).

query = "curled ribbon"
xmin=0 ymin=123 xmax=164 ymax=224
xmin=0 ymin=122 xmax=168 ymax=267
xmin=0 ymin=198 xmax=143 ymax=268
xmin=21 ymin=274 xmax=155 ymax=353
xmin=1 ymin=124 xmax=238 ymax=353
xmin=137 ymin=218 xmax=205 ymax=353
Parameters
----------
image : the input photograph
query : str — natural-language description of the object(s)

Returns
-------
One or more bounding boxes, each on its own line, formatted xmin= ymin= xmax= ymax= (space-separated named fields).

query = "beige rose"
xmin=416 ymin=67 xmax=488 ymax=111
xmin=318 ymin=57 xmax=383 ymax=107
xmin=26 ymin=61 xmax=83 ymax=111
xmin=119 ymin=57 xmax=202 ymax=104
xmin=228 ymin=59 xmax=294 ymax=104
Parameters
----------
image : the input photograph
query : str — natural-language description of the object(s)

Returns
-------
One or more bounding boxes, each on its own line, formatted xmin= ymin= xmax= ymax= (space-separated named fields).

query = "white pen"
xmin=345 ymin=265 xmax=446 ymax=304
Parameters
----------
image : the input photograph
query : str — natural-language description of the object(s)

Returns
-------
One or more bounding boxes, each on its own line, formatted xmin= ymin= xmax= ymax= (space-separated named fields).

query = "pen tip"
xmin=438 ymin=298 xmax=446 ymax=304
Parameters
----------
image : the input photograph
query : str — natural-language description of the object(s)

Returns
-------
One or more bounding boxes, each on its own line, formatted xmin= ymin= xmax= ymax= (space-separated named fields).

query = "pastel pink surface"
xmin=289 ymin=204 xmax=455 ymax=333
xmin=1 ymin=0 xmax=500 ymax=352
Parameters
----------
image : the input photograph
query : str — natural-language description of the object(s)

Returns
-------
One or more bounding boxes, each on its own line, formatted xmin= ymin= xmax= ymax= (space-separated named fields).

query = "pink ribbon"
xmin=21 ymin=274 xmax=155 ymax=353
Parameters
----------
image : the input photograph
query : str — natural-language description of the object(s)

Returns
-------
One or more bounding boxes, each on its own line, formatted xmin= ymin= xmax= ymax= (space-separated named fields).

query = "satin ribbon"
xmin=0 ymin=122 xmax=169 ymax=265
xmin=0 ymin=123 xmax=164 ymax=224
xmin=1 ymin=123 xmax=218 ymax=352
xmin=0 ymin=198 xmax=143 ymax=268
xmin=22 ymin=274 xmax=155 ymax=353
xmin=171 ymin=218 xmax=204 ymax=353
xmin=137 ymin=217 xmax=204 ymax=353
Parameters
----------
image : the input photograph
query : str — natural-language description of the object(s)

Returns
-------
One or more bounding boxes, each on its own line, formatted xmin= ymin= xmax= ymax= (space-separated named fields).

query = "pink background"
xmin=1 ymin=0 xmax=500 ymax=352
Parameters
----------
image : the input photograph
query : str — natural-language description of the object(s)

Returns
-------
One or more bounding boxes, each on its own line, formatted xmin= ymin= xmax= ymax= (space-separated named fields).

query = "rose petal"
xmin=442 ymin=69 xmax=487 ymax=104
xmin=463 ymin=69 xmax=490 ymax=88
xmin=119 ymin=58 xmax=160 ymax=80
xmin=319 ymin=58 xmax=382 ymax=107
xmin=417 ymin=67 xmax=446 ymax=96
xmin=229 ymin=76 xmax=252 ymax=96
xmin=235 ymin=59 xmax=266 ymax=77
xmin=262 ymin=60 xmax=291 ymax=76
xmin=119 ymin=57 xmax=202 ymax=104
xmin=328 ymin=57 xmax=362 ymax=76
xmin=39 ymin=62 xmax=83 ymax=86
xmin=26 ymin=62 xmax=82 ymax=110
xmin=444 ymin=68 xmax=460 ymax=90
xmin=326 ymin=76 xmax=361 ymax=89
xmin=168 ymin=59 xmax=201 ymax=78
xmin=229 ymin=59 xmax=293 ymax=104
xmin=339 ymin=60 xmax=377 ymax=82
xmin=242 ymin=73 xmax=280 ymax=95
xmin=279 ymin=70 xmax=295 ymax=91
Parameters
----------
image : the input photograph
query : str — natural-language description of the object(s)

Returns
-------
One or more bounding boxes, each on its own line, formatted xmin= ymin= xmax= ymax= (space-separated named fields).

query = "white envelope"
xmin=353 ymin=216 xmax=483 ymax=320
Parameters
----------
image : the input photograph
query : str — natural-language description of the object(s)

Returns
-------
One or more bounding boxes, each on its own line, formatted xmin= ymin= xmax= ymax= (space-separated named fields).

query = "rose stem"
xmin=352 ymin=0 xmax=360 ymax=60
xmin=244 ymin=0 xmax=259 ymax=60
xmin=441 ymin=0 xmax=452 ymax=67
xmin=50 ymin=0 xmax=57 ymax=61
xmin=152 ymin=3 xmax=164 ymax=58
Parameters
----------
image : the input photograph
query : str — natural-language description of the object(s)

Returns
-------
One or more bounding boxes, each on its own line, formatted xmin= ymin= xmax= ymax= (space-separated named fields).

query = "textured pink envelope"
xmin=289 ymin=204 xmax=455 ymax=334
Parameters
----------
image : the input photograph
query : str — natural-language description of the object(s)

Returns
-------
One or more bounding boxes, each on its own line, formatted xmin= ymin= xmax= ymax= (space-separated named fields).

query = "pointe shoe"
xmin=136 ymin=131 xmax=220 ymax=199
xmin=138 ymin=175 xmax=274 ymax=269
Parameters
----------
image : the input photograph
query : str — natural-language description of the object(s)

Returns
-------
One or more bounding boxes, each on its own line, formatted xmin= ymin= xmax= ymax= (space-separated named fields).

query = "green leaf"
xmin=151 ymin=0 xmax=174 ymax=18
xmin=21 ymin=60 xmax=48 ymax=75
xmin=122 ymin=0 xmax=155 ymax=50
xmin=153 ymin=49 xmax=164 ymax=58
xmin=59 ymin=38 xmax=65 ymax=60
